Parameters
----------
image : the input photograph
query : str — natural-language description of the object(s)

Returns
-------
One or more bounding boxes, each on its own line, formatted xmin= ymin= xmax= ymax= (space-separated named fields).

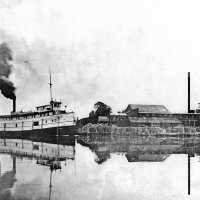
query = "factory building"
xmin=114 ymin=104 xmax=200 ymax=128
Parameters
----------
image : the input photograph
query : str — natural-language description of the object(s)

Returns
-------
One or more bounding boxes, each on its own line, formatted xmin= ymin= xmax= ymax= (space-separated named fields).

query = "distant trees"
xmin=88 ymin=101 xmax=112 ymax=123
xmin=94 ymin=101 xmax=112 ymax=117
xmin=89 ymin=110 xmax=95 ymax=118
xmin=77 ymin=101 xmax=112 ymax=125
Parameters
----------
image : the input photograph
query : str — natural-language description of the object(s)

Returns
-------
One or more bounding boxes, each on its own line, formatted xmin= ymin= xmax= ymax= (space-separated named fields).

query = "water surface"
xmin=0 ymin=135 xmax=200 ymax=200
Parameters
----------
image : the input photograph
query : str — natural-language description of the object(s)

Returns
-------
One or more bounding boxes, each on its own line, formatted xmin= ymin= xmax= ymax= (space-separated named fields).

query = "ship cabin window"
xmin=33 ymin=144 xmax=39 ymax=150
xmin=15 ymin=123 xmax=17 ymax=127
xmin=53 ymin=101 xmax=61 ymax=108
xmin=33 ymin=121 xmax=39 ymax=126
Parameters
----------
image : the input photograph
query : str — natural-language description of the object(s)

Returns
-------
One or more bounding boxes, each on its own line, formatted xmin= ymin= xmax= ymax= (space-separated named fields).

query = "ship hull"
xmin=0 ymin=125 xmax=79 ymax=139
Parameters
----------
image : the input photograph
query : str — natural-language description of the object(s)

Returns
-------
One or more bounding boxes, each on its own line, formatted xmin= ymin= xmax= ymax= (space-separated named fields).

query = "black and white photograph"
xmin=0 ymin=0 xmax=200 ymax=199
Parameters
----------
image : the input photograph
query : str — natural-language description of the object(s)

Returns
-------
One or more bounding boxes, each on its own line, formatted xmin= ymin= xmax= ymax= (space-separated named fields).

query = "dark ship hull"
xmin=0 ymin=125 xmax=78 ymax=139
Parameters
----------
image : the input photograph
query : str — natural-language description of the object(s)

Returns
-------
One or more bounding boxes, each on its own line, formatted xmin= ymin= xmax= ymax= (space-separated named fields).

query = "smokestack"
xmin=188 ymin=72 xmax=190 ymax=113
xmin=13 ymin=97 xmax=16 ymax=113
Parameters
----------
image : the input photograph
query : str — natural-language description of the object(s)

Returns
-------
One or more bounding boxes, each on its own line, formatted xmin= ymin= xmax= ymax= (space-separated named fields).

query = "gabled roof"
xmin=124 ymin=104 xmax=170 ymax=114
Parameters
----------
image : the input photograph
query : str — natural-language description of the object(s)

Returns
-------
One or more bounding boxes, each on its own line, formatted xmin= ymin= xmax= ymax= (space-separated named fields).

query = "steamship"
xmin=0 ymin=72 xmax=76 ymax=137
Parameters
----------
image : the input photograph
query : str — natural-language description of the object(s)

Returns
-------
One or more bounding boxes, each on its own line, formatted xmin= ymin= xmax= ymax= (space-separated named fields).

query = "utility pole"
xmin=188 ymin=72 xmax=191 ymax=195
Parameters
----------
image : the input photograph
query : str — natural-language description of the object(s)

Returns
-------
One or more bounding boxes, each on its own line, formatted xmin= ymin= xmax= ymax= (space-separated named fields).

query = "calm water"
xmin=0 ymin=135 xmax=200 ymax=200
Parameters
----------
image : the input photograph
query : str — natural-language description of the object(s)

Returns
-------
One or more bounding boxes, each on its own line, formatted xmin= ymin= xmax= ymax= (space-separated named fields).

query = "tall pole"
xmin=188 ymin=72 xmax=191 ymax=195
xmin=188 ymin=72 xmax=190 ymax=113
xmin=188 ymin=154 xmax=190 ymax=195
xmin=48 ymin=168 xmax=53 ymax=200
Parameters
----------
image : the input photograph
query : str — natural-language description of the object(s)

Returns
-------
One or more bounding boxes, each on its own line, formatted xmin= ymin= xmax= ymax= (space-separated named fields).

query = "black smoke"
xmin=0 ymin=42 xmax=16 ymax=100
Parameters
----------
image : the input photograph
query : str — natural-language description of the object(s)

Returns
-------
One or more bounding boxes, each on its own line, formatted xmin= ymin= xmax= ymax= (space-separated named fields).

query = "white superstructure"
xmin=0 ymin=100 xmax=76 ymax=132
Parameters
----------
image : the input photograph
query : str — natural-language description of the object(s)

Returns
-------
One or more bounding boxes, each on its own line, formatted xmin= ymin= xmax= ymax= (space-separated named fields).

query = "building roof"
xmin=124 ymin=104 xmax=170 ymax=114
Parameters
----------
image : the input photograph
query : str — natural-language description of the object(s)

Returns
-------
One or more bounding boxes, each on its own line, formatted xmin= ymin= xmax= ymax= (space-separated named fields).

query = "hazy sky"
xmin=0 ymin=0 xmax=200 ymax=117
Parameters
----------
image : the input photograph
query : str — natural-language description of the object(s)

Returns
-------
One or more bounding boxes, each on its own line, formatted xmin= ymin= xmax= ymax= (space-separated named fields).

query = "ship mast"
xmin=49 ymin=67 xmax=53 ymax=110
xmin=49 ymin=67 xmax=53 ymax=102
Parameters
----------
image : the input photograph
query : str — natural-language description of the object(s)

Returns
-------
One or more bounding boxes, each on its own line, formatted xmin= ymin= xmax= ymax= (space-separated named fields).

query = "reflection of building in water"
xmin=0 ymin=156 xmax=16 ymax=192
xmin=0 ymin=139 xmax=75 ymax=161
xmin=78 ymin=135 xmax=185 ymax=163
xmin=125 ymin=153 xmax=168 ymax=162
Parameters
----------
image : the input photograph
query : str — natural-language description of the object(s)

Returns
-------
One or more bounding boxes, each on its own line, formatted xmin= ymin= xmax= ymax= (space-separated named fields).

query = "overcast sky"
xmin=0 ymin=0 xmax=200 ymax=117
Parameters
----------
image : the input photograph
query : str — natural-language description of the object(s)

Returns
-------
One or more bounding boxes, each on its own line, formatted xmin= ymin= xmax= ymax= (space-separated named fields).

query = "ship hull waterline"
xmin=0 ymin=125 xmax=79 ymax=139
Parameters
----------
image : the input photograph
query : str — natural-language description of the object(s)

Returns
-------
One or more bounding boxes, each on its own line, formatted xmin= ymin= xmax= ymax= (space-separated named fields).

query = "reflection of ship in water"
xmin=36 ymin=158 xmax=61 ymax=200
xmin=0 ymin=135 xmax=75 ymax=199
xmin=35 ymin=141 xmax=65 ymax=200
xmin=0 ymin=156 xmax=16 ymax=196
xmin=0 ymin=138 xmax=75 ymax=161
xmin=77 ymin=134 xmax=200 ymax=164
